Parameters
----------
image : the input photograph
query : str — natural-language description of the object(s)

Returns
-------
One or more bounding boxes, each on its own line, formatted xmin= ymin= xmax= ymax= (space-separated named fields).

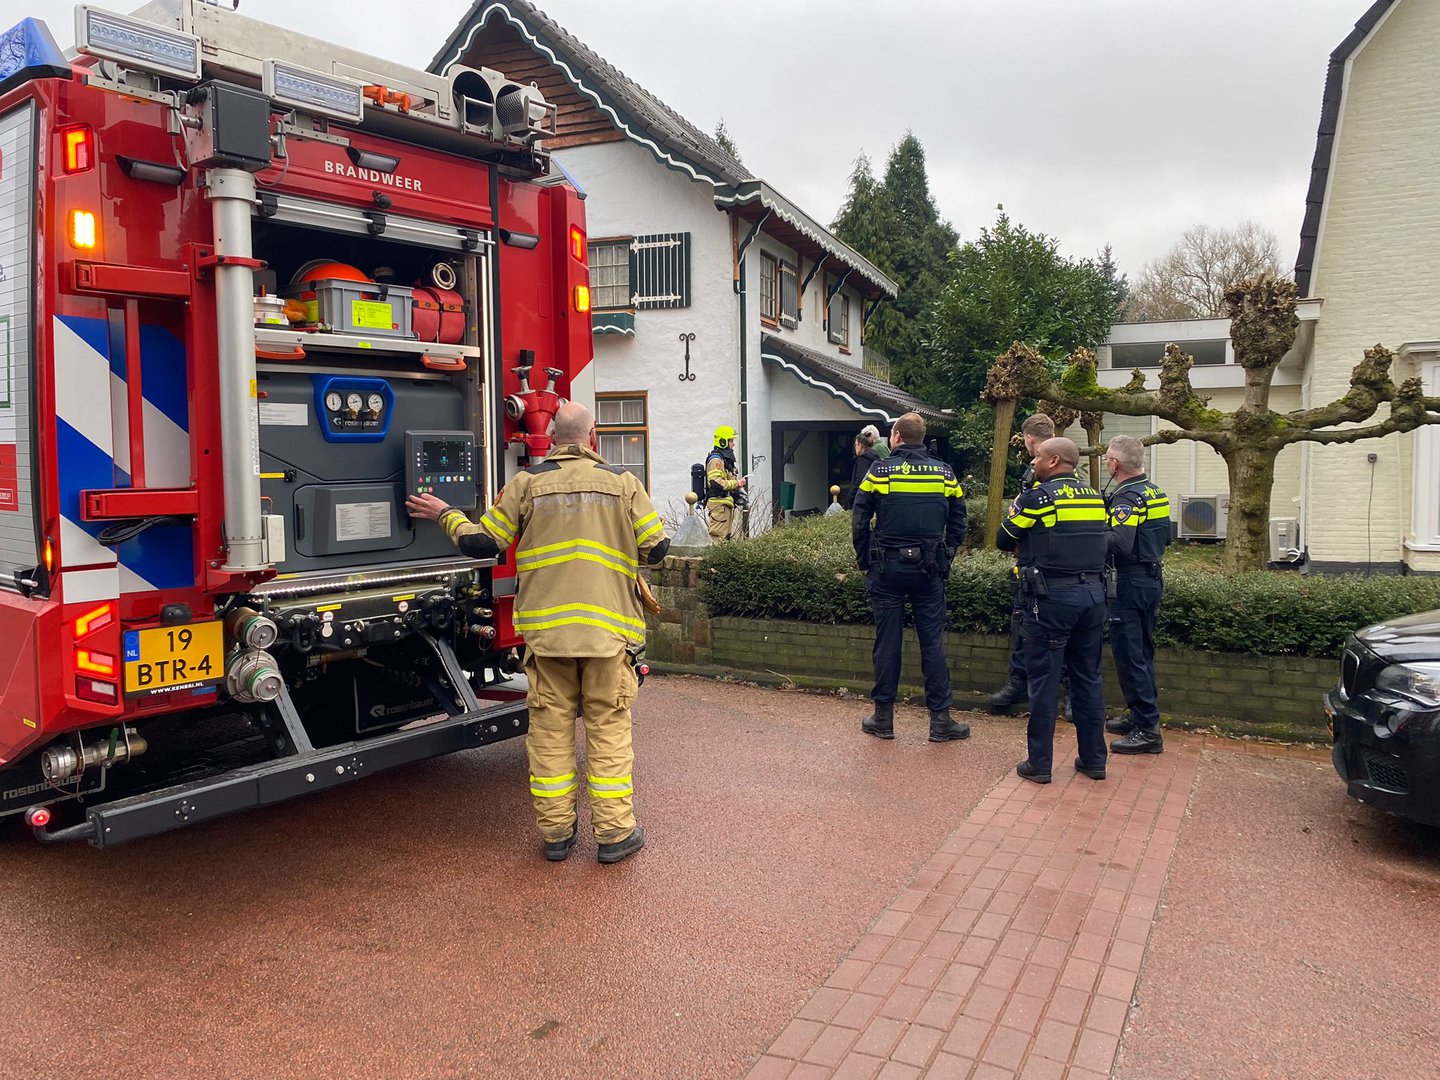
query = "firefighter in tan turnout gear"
xmin=406 ymin=403 xmax=670 ymax=864
xmin=706 ymin=425 xmax=746 ymax=542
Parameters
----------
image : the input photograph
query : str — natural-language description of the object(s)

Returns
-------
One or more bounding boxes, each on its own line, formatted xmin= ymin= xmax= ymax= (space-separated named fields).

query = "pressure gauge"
xmin=366 ymin=393 xmax=384 ymax=414
xmin=345 ymin=392 xmax=363 ymax=413
xmin=324 ymin=391 xmax=343 ymax=412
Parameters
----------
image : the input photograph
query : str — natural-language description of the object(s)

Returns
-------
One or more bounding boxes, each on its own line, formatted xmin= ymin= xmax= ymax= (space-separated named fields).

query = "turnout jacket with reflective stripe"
xmin=996 ymin=472 xmax=1108 ymax=576
xmin=438 ymin=445 xmax=669 ymax=657
xmin=851 ymin=444 xmax=966 ymax=571
xmin=1106 ymin=474 xmax=1171 ymax=567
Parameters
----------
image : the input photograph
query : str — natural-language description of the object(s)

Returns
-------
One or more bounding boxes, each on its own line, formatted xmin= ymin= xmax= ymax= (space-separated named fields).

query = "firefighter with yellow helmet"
xmin=706 ymin=425 xmax=746 ymax=542
xmin=406 ymin=402 xmax=669 ymax=864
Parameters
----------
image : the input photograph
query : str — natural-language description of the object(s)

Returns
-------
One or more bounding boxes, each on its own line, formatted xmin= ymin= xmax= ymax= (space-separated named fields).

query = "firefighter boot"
xmin=987 ymin=676 xmax=1028 ymax=714
xmin=928 ymin=709 xmax=971 ymax=742
xmin=597 ymin=825 xmax=645 ymax=864
xmin=544 ymin=824 xmax=577 ymax=862
xmin=862 ymin=700 xmax=895 ymax=740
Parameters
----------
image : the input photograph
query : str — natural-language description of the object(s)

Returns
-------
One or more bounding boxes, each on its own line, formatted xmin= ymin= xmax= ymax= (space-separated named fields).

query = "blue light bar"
xmin=263 ymin=60 xmax=364 ymax=124
xmin=0 ymin=18 xmax=71 ymax=93
xmin=75 ymin=6 xmax=201 ymax=81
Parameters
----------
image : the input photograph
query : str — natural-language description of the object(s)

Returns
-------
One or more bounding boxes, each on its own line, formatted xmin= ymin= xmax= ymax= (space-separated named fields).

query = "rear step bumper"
xmin=29 ymin=699 xmax=528 ymax=848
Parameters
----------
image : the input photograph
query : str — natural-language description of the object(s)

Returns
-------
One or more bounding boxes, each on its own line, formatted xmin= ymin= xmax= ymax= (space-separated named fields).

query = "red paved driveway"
xmin=3 ymin=678 xmax=1437 ymax=1079
xmin=0 ymin=678 xmax=1017 ymax=1079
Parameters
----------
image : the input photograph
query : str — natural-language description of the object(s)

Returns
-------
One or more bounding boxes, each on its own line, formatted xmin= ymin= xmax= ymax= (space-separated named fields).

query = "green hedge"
xmin=700 ymin=514 xmax=1440 ymax=658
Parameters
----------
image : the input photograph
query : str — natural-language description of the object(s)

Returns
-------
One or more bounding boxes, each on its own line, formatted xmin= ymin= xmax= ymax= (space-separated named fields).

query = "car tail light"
xmin=569 ymin=226 xmax=586 ymax=263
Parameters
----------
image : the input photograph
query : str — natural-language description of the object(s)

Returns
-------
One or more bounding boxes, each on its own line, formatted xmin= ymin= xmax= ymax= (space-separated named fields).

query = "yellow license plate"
xmin=123 ymin=622 xmax=225 ymax=696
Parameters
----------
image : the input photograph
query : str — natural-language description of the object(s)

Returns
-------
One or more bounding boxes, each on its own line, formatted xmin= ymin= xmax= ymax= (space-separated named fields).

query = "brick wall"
xmin=645 ymin=557 xmax=1335 ymax=739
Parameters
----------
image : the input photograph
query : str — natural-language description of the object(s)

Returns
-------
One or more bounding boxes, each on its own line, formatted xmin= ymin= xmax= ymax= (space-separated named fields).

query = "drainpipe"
xmin=733 ymin=209 xmax=771 ymax=501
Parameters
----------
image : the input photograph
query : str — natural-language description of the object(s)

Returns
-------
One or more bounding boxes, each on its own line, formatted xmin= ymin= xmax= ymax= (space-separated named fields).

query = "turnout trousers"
xmin=522 ymin=648 xmax=639 ymax=845
xmin=868 ymin=562 xmax=952 ymax=713
xmin=707 ymin=502 xmax=735 ymax=542
xmin=1021 ymin=581 xmax=1107 ymax=773
xmin=1108 ymin=572 xmax=1163 ymax=731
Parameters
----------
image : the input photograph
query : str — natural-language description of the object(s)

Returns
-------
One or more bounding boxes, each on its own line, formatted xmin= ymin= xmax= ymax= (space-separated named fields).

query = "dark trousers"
xmin=1021 ymin=581 xmax=1107 ymax=773
xmin=1006 ymin=576 xmax=1026 ymax=683
xmin=1108 ymin=572 xmax=1163 ymax=731
xmin=868 ymin=563 xmax=952 ymax=713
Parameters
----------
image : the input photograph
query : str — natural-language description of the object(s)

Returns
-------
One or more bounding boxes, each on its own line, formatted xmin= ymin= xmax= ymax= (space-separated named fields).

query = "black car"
xmin=1326 ymin=611 xmax=1440 ymax=828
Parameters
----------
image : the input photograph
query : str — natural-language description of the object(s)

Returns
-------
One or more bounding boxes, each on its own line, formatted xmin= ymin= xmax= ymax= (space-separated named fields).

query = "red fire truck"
xmin=0 ymin=2 xmax=593 ymax=844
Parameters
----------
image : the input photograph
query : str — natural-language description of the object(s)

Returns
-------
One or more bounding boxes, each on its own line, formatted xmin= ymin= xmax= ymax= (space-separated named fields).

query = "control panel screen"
xmin=405 ymin=430 xmax=477 ymax=509
xmin=422 ymin=440 xmax=467 ymax=474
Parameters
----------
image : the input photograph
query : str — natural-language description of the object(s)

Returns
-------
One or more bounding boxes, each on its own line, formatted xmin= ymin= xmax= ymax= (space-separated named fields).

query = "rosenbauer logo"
xmin=323 ymin=160 xmax=424 ymax=192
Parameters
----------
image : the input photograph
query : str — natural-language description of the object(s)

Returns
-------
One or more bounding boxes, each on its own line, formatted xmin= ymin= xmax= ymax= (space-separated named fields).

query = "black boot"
xmin=543 ymin=824 xmax=577 ymax=862
xmin=928 ymin=709 xmax=970 ymax=742
xmin=862 ymin=700 xmax=895 ymax=739
xmin=1112 ymin=727 xmax=1164 ymax=755
xmin=987 ymin=676 xmax=1028 ymax=714
xmin=1105 ymin=712 xmax=1136 ymax=736
xmin=597 ymin=825 xmax=645 ymax=864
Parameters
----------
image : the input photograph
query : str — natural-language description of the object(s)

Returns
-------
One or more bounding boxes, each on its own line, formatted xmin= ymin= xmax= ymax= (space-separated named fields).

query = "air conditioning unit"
xmin=1177 ymin=494 xmax=1229 ymax=540
xmin=1269 ymin=517 xmax=1302 ymax=564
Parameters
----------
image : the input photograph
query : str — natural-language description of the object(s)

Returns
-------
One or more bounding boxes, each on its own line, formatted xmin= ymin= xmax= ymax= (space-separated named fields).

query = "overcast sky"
xmin=20 ymin=0 xmax=1371 ymax=279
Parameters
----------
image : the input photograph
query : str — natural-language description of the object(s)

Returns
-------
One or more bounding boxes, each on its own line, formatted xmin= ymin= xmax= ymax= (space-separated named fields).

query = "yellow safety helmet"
xmin=713 ymin=425 xmax=736 ymax=446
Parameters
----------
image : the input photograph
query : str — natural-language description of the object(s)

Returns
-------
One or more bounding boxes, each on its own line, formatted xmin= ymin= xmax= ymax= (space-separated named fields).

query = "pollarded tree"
xmin=992 ymin=276 xmax=1440 ymax=572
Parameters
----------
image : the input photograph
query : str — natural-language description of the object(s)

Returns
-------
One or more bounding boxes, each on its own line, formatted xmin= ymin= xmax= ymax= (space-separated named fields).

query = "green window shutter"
xmin=629 ymin=232 xmax=691 ymax=308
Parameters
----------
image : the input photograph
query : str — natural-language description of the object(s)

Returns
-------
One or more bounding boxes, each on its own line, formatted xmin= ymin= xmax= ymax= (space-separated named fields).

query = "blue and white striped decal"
xmin=53 ymin=314 xmax=195 ymax=595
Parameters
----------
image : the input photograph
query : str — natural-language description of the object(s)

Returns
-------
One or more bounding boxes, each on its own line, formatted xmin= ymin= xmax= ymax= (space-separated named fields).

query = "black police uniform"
xmin=996 ymin=471 xmax=1109 ymax=777
xmin=1106 ymin=474 xmax=1170 ymax=743
xmin=852 ymin=445 xmax=967 ymax=731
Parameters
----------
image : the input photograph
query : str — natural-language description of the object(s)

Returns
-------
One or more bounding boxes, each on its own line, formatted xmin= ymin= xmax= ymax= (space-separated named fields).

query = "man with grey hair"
xmin=1102 ymin=434 xmax=1171 ymax=754
xmin=997 ymin=436 xmax=1109 ymax=783
xmin=406 ymin=402 xmax=670 ymax=863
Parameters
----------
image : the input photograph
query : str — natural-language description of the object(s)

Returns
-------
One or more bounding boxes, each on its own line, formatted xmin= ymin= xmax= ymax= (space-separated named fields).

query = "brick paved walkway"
xmin=747 ymin=731 xmax=1204 ymax=1080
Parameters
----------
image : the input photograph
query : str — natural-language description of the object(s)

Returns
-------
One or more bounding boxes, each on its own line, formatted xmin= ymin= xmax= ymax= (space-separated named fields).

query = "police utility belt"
xmin=1114 ymin=561 xmax=1162 ymax=579
xmin=875 ymin=539 xmax=947 ymax=573
xmin=1019 ymin=566 xmax=1104 ymax=599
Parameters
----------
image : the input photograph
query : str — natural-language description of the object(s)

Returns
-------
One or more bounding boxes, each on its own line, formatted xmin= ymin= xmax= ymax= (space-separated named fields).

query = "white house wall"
xmin=556 ymin=140 xmax=739 ymax=519
xmin=1303 ymin=0 xmax=1440 ymax=570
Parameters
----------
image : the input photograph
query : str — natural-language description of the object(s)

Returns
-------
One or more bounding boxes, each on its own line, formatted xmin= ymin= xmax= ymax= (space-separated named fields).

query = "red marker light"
xmin=73 ymin=603 xmax=115 ymax=638
xmin=26 ymin=806 xmax=52 ymax=829
xmin=61 ymin=126 xmax=93 ymax=173
xmin=569 ymin=226 xmax=586 ymax=263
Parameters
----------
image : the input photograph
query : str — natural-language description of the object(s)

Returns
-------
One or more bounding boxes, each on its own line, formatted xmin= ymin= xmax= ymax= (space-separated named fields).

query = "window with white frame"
xmin=588 ymin=239 xmax=631 ymax=310
xmin=827 ymin=288 xmax=850 ymax=348
xmin=596 ymin=394 xmax=649 ymax=489
xmin=759 ymin=252 xmax=778 ymax=323
xmin=1410 ymin=354 xmax=1440 ymax=547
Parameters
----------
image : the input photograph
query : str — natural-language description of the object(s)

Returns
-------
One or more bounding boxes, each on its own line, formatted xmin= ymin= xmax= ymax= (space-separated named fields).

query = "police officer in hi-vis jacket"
xmin=997 ymin=437 xmax=1109 ymax=784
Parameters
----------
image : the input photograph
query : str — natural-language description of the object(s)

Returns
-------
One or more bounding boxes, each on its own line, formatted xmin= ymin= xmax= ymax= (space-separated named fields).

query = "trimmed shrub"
xmin=701 ymin=514 xmax=1440 ymax=657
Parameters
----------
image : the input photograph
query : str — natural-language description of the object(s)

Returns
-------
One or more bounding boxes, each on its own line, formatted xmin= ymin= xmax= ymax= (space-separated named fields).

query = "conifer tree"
xmin=832 ymin=134 xmax=957 ymax=393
